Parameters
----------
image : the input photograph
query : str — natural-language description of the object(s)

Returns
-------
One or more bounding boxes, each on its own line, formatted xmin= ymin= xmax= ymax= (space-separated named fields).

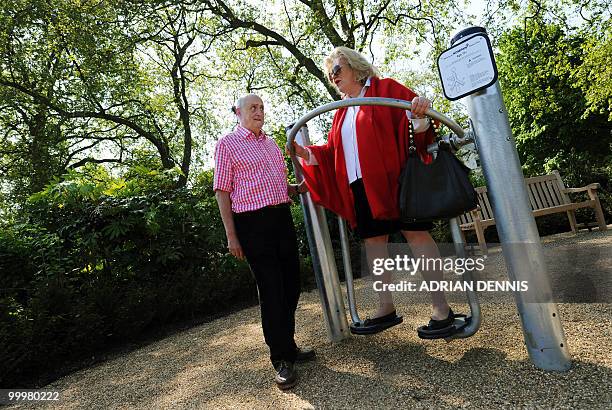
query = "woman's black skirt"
xmin=350 ymin=178 xmax=433 ymax=239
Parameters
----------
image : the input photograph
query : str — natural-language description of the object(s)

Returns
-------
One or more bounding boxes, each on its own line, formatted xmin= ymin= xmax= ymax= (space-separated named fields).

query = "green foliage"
xmin=497 ymin=20 xmax=612 ymax=223
xmin=0 ymin=0 xmax=225 ymax=201
xmin=0 ymin=164 xmax=315 ymax=386
xmin=0 ymin=169 xmax=254 ymax=386
xmin=574 ymin=25 xmax=612 ymax=120
xmin=1 ymin=0 xmax=612 ymax=388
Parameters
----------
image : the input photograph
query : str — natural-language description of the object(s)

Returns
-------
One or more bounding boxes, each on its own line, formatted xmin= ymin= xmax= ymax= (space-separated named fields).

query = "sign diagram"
xmin=437 ymin=34 xmax=498 ymax=101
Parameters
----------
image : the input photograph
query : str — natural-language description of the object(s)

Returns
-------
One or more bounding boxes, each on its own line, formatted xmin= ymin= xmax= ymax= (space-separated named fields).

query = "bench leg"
xmin=459 ymin=229 xmax=477 ymax=253
xmin=474 ymin=222 xmax=488 ymax=255
xmin=458 ymin=228 xmax=468 ymax=249
xmin=566 ymin=210 xmax=578 ymax=234
xmin=591 ymin=196 xmax=608 ymax=231
xmin=459 ymin=229 xmax=467 ymax=244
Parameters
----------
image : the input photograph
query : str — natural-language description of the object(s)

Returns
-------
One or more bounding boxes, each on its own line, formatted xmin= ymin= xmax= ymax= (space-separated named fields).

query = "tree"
xmin=496 ymin=16 xmax=611 ymax=219
xmin=0 ymin=0 xmax=223 ymax=194
xmin=194 ymin=0 xmax=467 ymax=121
xmin=574 ymin=24 xmax=612 ymax=121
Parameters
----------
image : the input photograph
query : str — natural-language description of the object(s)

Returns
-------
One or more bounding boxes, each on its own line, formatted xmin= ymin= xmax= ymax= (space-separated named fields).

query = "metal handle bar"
xmin=286 ymin=97 xmax=466 ymax=154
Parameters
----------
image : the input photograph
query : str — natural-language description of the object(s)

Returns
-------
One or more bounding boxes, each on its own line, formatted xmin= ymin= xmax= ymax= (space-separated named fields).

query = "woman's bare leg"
xmin=401 ymin=230 xmax=451 ymax=320
xmin=363 ymin=234 xmax=396 ymax=318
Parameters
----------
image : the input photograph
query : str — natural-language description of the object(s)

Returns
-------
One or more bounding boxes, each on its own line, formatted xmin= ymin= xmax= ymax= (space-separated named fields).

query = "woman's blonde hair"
xmin=324 ymin=46 xmax=380 ymax=87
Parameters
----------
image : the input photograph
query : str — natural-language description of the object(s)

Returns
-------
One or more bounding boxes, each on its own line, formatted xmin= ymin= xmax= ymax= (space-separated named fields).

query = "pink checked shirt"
xmin=213 ymin=125 xmax=291 ymax=213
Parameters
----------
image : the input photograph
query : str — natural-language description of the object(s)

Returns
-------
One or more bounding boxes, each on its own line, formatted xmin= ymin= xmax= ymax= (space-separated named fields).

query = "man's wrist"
xmin=289 ymin=183 xmax=306 ymax=195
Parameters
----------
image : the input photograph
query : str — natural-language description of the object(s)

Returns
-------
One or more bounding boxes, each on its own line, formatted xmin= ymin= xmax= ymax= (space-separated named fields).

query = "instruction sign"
xmin=437 ymin=33 xmax=498 ymax=101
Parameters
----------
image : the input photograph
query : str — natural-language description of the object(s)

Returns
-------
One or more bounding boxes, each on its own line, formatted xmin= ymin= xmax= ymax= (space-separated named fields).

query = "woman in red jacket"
xmin=293 ymin=47 xmax=459 ymax=337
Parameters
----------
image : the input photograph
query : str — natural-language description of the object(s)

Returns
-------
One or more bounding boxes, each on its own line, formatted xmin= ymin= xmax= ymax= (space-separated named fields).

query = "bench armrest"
xmin=562 ymin=183 xmax=600 ymax=194
xmin=469 ymin=207 xmax=482 ymax=222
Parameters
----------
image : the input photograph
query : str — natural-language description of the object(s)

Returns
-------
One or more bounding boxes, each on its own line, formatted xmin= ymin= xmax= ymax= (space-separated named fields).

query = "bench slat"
xmin=476 ymin=192 xmax=486 ymax=219
xmin=524 ymin=174 xmax=558 ymax=184
xmin=545 ymin=181 xmax=561 ymax=206
xmin=539 ymin=181 xmax=553 ymax=208
xmin=533 ymin=182 xmax=547 ymax=207
xmin=525 ymin=184 xmax=538 ymax=210
xmin=537 ymin=181 xmax=555 ymax=208
xmin=480 ymin=190 xmax=494 ymax=220
xmin=545 ymin=179 xmax=564 ymax=206
xmin=529 ymin=183 xmax=544 ymax=210
xmin=458 ymin=213 xmax=471 ymax=224
xmin=553 ymin=170 xmax=573 ymax=205
xmin=473 ymin=187 xmax=490 ymax=220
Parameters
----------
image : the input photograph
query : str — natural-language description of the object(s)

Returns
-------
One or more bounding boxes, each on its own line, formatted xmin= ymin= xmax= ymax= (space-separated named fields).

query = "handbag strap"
xmin=407 ymin=117 xmax=438 ymax=157
xmin=407 ymin=119 xmax=416 ymax=157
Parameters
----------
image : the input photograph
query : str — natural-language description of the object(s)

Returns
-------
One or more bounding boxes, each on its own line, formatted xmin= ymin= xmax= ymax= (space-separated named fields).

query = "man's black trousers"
xmin=234 ymin=204 xmax=301 ymax=365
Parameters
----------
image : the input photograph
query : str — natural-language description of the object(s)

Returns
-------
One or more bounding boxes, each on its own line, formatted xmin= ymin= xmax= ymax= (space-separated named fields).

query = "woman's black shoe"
xmin=417 ymin=308 xmax=463 ymax=339
xmin=350 ymin=310 xmax=403 ymax=335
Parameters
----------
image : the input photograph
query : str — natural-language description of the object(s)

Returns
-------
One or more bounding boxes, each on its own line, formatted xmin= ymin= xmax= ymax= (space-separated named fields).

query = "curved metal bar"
xmin=338 ymin=218 xmax=361 ymax=324
xmin=286 ymin=125 xmax=350 ymax=341
xmin=446 ymin=218 xmax=482 ymax=340
xmin=286 ymin=97 xmax=465 ymax=154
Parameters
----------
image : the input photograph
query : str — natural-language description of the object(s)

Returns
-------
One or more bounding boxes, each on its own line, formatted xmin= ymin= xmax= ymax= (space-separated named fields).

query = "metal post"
xmin=455 ymin=27 xmax=571 ymax=370
xmin=287 ymin=125 xmax=350 ymax=342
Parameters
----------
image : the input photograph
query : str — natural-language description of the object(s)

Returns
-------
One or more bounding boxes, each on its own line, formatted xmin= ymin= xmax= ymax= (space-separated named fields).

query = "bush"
xmin=0 ymin=167 xmax=315 ymax=386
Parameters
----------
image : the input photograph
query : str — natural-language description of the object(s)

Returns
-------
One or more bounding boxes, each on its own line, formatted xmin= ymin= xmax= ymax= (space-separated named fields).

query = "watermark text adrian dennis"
xmin=371 ymin=255 xmax=529 ymax=292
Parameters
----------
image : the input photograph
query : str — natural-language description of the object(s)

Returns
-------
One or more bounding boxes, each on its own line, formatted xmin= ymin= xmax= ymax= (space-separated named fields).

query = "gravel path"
xmin=8 ymin=229 xmax=611 ymax=409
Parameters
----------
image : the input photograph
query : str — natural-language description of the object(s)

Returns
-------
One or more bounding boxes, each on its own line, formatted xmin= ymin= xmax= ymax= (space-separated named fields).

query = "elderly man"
xmin=213 ymin=94 xmax=313 ymax=390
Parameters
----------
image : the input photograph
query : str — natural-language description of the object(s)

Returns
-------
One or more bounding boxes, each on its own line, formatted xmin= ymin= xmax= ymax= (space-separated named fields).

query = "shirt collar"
xmin=236 ymin=124 xmax=267 ymax=141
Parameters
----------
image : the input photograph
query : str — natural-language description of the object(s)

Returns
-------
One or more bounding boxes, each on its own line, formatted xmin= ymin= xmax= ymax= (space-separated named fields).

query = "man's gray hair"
xmin=232 ymin=93 xmax=261 ymax=114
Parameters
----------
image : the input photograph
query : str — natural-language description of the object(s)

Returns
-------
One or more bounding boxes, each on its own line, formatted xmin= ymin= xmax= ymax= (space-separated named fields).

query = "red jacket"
xmin=301 ymin=77 xmax=434 ymax=228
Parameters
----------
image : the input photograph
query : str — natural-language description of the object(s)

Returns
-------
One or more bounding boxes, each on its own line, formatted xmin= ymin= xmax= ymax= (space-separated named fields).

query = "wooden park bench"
xmin=458 ymin=170 xmax=608 ymax=253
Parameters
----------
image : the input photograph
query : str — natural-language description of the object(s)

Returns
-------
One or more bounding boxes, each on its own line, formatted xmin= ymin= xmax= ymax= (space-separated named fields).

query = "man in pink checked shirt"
xmin=213 ymin=94 xmax=313 ymax=390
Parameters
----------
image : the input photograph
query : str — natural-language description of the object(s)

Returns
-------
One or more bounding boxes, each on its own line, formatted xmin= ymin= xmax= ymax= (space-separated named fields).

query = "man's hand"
xmin=288 ymin=180 xmax=308 ymax=196
xmin=215 ymin=190 xmax=245 ymax=260
xmin=297 ymin=180 xmax=308 ymax=193
xmin=288 ymin=140 xmax=310 ymax=160
xmin=227 ymin=233 xmax=245 ymax=260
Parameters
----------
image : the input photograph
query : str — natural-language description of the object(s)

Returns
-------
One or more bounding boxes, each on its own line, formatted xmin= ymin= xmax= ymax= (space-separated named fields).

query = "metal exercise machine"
xmin=285 ymin=27 xmax=571 ymax=372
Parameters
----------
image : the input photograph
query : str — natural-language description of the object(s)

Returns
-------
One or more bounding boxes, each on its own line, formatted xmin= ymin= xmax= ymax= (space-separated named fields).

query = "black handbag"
xmin=399 ymin=119 xmax=478 ymax=223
